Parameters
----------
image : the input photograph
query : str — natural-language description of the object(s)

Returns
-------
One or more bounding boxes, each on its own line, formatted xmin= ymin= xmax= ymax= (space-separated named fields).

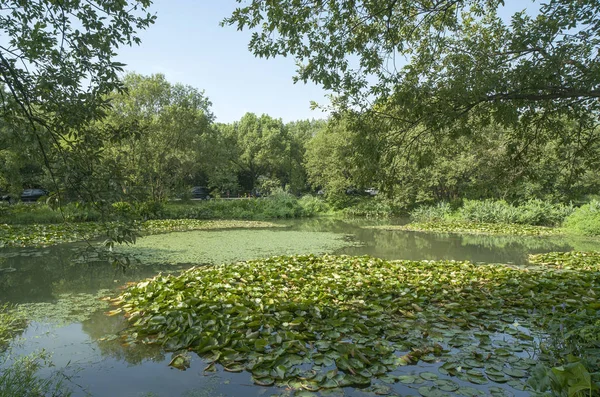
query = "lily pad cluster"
xmin=0 ymin=219 xmax=281 ymax=248
xmin=370 ymin=221 xmax=563 ymax=237
xmin=529 ymin=250 xmax=600 ymax=271
xmin=111 ymin=254 xmax=600 ymax=394
xmin=141 ymin=219 xmax=282 ymax=235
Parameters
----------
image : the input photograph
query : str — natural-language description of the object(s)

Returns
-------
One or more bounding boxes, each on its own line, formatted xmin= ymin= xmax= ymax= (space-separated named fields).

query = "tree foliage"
xmin=0 ymin=0 xmax=155 ymax=205
xmin=103 ymin=73 xmax=214 ymax=201
xmin=224 ymin=0 xmax=600 ymax=139
xmin=215 ymin=114 xmax=323 ymax=194
xmin=305 ymin=113 xmax=600 ymax=209
xmin=0 ymin=0 xmax=155 ymax=130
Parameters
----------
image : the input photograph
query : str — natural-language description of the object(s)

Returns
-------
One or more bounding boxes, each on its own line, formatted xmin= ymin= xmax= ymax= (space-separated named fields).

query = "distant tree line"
xmin=2 ymin=73 xmax=599 ymax=210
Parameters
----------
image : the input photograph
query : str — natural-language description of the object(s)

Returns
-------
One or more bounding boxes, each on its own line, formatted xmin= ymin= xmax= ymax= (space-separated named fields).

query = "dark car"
xmin=20 ymin=188 xmax=48 ymax=202
xmin=0 ymin=191 xmax=13 ymax=204
xmin=191 ymin=186 xmax=211 ymax=200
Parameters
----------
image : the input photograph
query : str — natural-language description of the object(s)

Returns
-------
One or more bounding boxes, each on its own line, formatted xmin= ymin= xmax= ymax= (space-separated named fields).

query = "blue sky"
xmin=115 ymin=1 xmax=330 ymax=123
xmin=115 ymin=1 xmax=537 ymax=123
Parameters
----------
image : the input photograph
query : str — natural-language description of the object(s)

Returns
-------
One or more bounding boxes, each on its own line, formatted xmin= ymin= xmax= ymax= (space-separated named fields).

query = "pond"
xmin=1 ymin=218 xmax=598 ymax=396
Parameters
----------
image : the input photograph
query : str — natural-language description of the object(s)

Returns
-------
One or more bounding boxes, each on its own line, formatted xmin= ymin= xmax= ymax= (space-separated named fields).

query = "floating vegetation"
xmin=0 ymin=223 xmax=106 ymax=248
xmin=21 ymin=290 xmax=112 ymax=325
xmin=369 ymin=221 xmax=563 ymax=237
xmin=529 ymin=250 xmax=600 ymax=270
xmin=110 ymin=254 xmax=600 ymax=395
xmin=113 ymin=230 xmax=358 ymax=265
xmin=0 ymin=219 xmax=282 ymax=248
xmin=141 ymin=219 xmax=283 ymax=235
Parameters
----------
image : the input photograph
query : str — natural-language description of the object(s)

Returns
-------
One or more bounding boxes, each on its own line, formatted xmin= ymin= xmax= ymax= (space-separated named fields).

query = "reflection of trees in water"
xmin=338 ymin=226 xmax=583 ymax=265
xmin=0 ymin=245 xmax=189 ymax=304
xmin=81 ymin=310 xmax=166 ymax=365
xmin=286 ymin=217 xmax=397 ymax=234
xmin=460 ymin=234 xmax=569 ymax=251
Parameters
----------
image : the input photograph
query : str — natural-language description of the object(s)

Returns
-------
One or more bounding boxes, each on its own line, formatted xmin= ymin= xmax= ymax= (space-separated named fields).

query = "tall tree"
xmin=104 ymin=73 xmax=214 ymax=201
xmin=224 ymin=113 xmax=290 ymax=192
xmin=285 ymin=119 xmax=326 ymax=193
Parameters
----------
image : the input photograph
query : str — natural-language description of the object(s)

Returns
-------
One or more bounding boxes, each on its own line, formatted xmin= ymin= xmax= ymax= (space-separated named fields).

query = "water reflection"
xmin=0 ymin=245 xmax=189 ymax=303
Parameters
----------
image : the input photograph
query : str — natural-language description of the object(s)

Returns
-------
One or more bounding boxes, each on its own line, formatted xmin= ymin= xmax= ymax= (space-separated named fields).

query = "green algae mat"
xmin=113 ymin=229 xmax=357 ymax=265
xmin=109 ymin=254 xmax=600 ymax=396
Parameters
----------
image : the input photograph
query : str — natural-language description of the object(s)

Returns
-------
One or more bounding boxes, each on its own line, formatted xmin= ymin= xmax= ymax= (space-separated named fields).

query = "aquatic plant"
xmin=0 ymin=350 xmax=72 ymax=397
xmin=0 ymin=219 xmax=282 ymax=248
xmin=342 ymin=199 xmax=395 ymax=218
xmin=410 ymin=202 xmax=453 ymax=223
xmin=410 ymin=199 xmax=575 ymax=227
xmin=0 ymin=304 xmax=26 ymax=352
xmin=110 ymin=254 xmax=600 ymax=395
xmin=369 ymin=221 xmax=563 ymax=237
xmin=113 ymin=229 xmax=357 ymax=265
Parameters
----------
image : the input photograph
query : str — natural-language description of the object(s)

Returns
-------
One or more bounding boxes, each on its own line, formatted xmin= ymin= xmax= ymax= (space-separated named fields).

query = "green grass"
xmin=0 ymin=191 xmax=331 ymax=227
xmin=0 ymin=202 xmax=101 ymax=224
xmin=0 ymin=351 xmax=71 ymax=397
xmin=162 ymin=193 xmax=326 ymax=220
xmin=0 ymin=304 xmax=26 ymax=352
xmin=342 ymin=198 xmax=395 ymax=218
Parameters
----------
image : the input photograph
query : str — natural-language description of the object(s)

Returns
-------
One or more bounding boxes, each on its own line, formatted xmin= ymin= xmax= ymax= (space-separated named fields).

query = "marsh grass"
xmin=0 ymin=305 xmax=72 ymax=397
xmin=411 ymin=199 xmax=574 ymax=226
xmin=0 ymin=304 xmax=26 ymax=352
xmin=342 ymin=198 xmax=395 ymax=218
xmin=0 ymin=351 xmax=72 ymax=397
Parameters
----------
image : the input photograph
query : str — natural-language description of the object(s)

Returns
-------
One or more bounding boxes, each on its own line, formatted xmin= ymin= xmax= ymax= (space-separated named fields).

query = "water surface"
xmin=1 ymin=218 xmax=597 ymax=396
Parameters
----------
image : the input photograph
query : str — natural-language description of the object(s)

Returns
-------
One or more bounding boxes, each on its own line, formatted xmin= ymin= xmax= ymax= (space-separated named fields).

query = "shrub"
xmin=563 ymin=200 xmax=600 ymax=237
xmin=343 ymin=198 xmax=394 ymax=218
xmin=515 ymin=199 xmax=574 ymax=226
xmin=457 ymin=199 xmax=572 ymax=226
xmin=410 ymin=202 xmax=452 ymax=222
xmin=111 ymin=201 xmax=134 ymax=218
xmin=135 ymin=201 xmax=166 ymax=220
xmin=162 ymin=192 xmax=310 ymax=220
xmin=262 ymin=188 xmax=303 ymax=218
xmin=459 ymin=199 xmax=519 ymax=224
xmin=410 ymin=199 xmax=574 ymax=226
xmin=0 ymin=203 xmax=102 ymax=224
xmin=298 ymin=195 xmax=330 ymax=217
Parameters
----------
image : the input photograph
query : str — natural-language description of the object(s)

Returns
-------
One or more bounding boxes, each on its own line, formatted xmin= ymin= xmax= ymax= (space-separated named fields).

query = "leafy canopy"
xmin=223 ymin=0 xmax=600 ymax=132
xmin=0 ymin=0 xmax=155 ymax=131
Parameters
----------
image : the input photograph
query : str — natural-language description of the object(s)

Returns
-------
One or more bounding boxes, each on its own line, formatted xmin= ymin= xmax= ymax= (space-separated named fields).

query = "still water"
xmin=1 ymin=218 xmax=597 ymax=396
